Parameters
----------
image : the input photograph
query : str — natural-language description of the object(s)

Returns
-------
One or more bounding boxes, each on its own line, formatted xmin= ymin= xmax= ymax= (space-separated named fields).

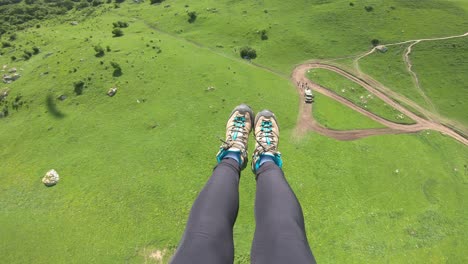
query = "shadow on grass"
xmin=46 ymin=94 xmax=66 ymax=119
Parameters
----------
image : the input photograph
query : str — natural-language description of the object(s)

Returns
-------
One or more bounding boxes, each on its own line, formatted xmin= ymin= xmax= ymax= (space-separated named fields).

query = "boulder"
xmin=107 ymin=87 xmax=117 ymax=97
xmin=42 ymin=169 xmax=59 ymax=186
xmin=0 ymin=88 xmax=9 ymax=101
xmin=376 ymin=45 xmax=388 ymax=53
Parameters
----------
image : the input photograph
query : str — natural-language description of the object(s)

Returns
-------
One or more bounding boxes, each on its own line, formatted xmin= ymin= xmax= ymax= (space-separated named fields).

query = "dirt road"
xmin=291 ymin=63 xmax=468 ymax=145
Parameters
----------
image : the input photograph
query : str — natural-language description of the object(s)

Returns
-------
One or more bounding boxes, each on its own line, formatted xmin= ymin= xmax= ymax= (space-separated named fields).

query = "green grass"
xmin=411 ymin=37 xmax=468 ymax=127
xmin=0 ymin=1 xmax=467 ymax=263
xmin=358 ymin=44 xmax=432 ymax=110
xmin=121 ymin=0 xmax=468 ymax=73
xmin=307 ymin=68 xmax=415 ymax=124
xmin=312 ymin=93 xmax=385 ymax=130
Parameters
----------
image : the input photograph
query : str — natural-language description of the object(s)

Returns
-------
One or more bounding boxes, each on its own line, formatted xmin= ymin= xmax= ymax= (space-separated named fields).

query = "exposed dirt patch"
xmin=291 ymin=62 xmax=467 ymax=145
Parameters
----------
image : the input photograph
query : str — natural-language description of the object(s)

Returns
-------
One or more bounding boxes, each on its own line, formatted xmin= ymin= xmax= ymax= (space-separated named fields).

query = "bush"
xmin=112 ymin=21 xmax=129 ymax=28
xmin=187 ymin=11 xmax=197 ymax=23
xmin=23 ymin=50 xmax=33 ymax=60
xmin=73 ymin=80 xmax=85 ymax=95
xmin=94 ymin=45 xmax=105 ymax=57
xmin=371 ymin=39 xmax=380 ymax=46
xmin=259 ymin=29 xmax=268 ymax=40
xmin=1 ymin=41 xmax=12 ymax=48
xmin=112 ymin=28 xmax=123 ymax=37
xmin=150 ymin=0 xmax=164 ymax=4
xmin=110 ymin=62 xmax=122 ymax=76
xmin=32 ymin=46 xmax=40 ymax=54
xmin=92 ymin=0 xmax=103 ymax=6
xmin=240 ymin=46 xmax=257 ymax=60
xmin=0 ymin=106 xmax=8 ymax=118
xmin=106 ymin=45 xmax=111 ymax=52
xmin=365 ymin=6 xmax=373 ymax=12
xmin=11 ymin=56 xmax=16 ymax=61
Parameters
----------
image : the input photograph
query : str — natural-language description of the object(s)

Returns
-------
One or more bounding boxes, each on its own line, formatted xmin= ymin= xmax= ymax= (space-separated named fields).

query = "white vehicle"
xmin=304 ymin=88 xmax=314 ymax=104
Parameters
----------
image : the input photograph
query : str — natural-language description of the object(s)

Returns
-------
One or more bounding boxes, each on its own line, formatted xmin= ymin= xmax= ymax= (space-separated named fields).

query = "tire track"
xmin=291 ymin=63 xmax=468 ymax=145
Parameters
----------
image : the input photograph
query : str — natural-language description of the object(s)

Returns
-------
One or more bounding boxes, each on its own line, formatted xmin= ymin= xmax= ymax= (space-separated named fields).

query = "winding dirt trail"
xmin=353 ymin=32 xmax=468 ymax=115
xmin=291 ymin=63 xmax=468 ymax=145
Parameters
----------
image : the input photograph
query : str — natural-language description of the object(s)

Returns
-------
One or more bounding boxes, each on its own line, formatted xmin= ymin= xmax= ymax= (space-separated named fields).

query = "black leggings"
xmin=170 ymin=158 xmax=316 ymax=264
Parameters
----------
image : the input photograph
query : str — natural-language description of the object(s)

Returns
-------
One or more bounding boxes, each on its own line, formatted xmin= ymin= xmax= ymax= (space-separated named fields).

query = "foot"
xmin=216 ymin=104 xmax=254 ymax=170
xmin=251 ymin=110 xmax=283 ymax=173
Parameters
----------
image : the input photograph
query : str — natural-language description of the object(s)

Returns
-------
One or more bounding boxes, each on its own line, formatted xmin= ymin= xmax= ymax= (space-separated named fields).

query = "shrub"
xmin=1 ymin=41 xmax=12 ymax=48
xmin=23 ymin=50 xmax=33 ymax=60
xmin=240 ymin=46 xmax=257 ymax=60
xmin=94 ymin=45 xmax=105 ymax=57
xmin=365 ymin=6 xmax=373 ymax=12
xmin=110 ymin=62 xmax=122 ymax=76
xmin=150 ymin=0 xmax=164 ymax=4
xmin=259 ymin=29 xmax=268 ymax=40
xmin=11 ymin=56 xmax=16 ymax=61
xmin=106 ymin=45 xmax=111 ymax=52
xmin=73 ymin=80 xmax=85 ymax=95
xmin=92 ymin=0 xmax=103 ymax=6
xmin=187 ymin=11 xmax=197 ymax=23
xmin=0 ymin=106 xmax=8 ymax=118
xmin=112 ymin=21 xmax=129 ymax=28
xmin=9 ymin=33 xmax=17 ymax=41
xmin=32 ymin=46 xmax=40 ymax=54
xmin=349 ymin=2 xmax=354 ymax=6
xmin=371 ymin=39 xmax=380 ymax=46
xmin=112 ymin=28 xmax=123 ymax=37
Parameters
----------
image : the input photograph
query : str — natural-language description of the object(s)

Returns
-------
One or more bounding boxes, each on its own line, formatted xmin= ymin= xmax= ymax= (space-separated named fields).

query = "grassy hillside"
xmin=312 ymin=93 xmax=385 ymax=130
xmin=411 ymin=37 xmax=468 ymax=126
xmin=0 ymin=0 xmax=467 ymax=263
xmin=358 ymin=44 xmax=431 ymax=110
xmin=307 ymin=68 xmax=415 ymax=124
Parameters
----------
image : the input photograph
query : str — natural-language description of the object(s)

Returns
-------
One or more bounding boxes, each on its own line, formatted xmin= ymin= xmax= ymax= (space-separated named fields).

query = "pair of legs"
xmin=171 ymin=105 xmax=315 ymax=263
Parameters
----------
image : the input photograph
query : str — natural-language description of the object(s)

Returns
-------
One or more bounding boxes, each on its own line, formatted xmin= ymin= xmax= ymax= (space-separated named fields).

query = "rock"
xmin=206 ymin=86 xmax=215 ymax=92
xmin=57 ymin=94 xmax=67 ymax=101
xmin=0 ymin=88 xmax=9 ymax=101
xmin=42 ymin=169 xmax=59 ymax=186
xmin=376 ymin=45 xmax=388 ymax=53
xmin=107 ymin=87 xmax=117 ymax=97
xmin=2 ymin=73 xmax=21 ymax=83
xmin=70 ymin=21 xmax=79 ymax=26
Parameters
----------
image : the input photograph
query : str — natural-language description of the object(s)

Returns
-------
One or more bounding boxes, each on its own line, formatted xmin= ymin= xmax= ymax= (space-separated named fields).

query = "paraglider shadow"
xmin=46 ymin=94 xmax=66 ymax=119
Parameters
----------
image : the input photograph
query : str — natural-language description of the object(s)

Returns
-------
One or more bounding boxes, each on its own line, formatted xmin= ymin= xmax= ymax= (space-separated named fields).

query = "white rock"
xmin=107 ymin=87 xmax=117 ymax=97
xmin=42 ymin=169 xmax=59 ymax=186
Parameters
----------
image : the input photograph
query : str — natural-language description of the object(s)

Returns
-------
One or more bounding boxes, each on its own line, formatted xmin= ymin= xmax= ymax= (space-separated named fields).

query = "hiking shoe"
xmin=216 ymin=104 xmax=254 ymax=170
xmin=251 ymin=110 xmax=283 ymax=173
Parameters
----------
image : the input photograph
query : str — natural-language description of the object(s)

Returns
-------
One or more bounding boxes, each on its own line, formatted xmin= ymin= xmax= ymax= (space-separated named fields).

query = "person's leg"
xmin=250 ymin=110 xmax=316 ymax=264
xmin=171 ymin=104 xmax=254 ymax=264
xmin=170 ymin=158 xmax=241 ymax=264
xmin=251 ymin=162 xmax=316 ymax=264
